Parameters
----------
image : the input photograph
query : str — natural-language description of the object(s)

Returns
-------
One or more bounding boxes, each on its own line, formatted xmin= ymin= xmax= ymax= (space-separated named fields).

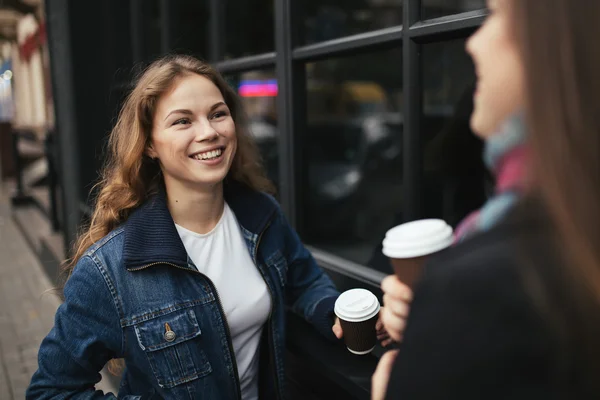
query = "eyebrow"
xmin=164 ymin=102 xmax=227 ymax=122
xmin=164 ymin=109 xmax=192 ymax=122
xmin=210 ymin=101 xmax=227 ymax=112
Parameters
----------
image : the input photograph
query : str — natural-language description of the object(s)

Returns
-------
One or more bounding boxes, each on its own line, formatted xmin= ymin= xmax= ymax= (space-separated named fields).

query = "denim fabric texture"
xmin=27 ymin=182 xmax=340 ymax=400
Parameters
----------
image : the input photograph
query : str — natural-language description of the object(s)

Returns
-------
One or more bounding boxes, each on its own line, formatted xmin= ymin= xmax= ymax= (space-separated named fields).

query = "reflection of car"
xmin=305 ymin=115 xmax=403 ymax=240
xmin=307 ymin=80 xmax=389 ymax=118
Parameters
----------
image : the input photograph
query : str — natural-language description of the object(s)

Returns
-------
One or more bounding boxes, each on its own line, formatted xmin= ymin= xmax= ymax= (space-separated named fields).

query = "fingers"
xmin=381 ymin=306 xmax=406 ymax=342
xmin=377 ymin=331 xmax=389 ymax=340
xmin=383 ymin=294 xmax=410 ymax=318
xmin=380 ymin=275 xmax=412 ymax=344
xmin=381 ymin=275 xmax=413 ymax=301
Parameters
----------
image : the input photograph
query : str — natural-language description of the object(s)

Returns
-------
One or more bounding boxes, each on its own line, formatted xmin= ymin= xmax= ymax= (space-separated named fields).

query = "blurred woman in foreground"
xmin=374 ymin=0 xmax=600 ymax=398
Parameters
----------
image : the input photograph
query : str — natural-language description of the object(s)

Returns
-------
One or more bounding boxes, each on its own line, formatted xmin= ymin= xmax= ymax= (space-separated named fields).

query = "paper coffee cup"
xmin=382 ymin=219 xmax=453 ymax=288
xmin=334 ymin=288 xmax=381 ymax=355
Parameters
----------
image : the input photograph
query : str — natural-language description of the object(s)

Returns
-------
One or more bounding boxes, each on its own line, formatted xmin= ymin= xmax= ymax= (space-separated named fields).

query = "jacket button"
xmin=164 ymin=330 xmax=176 ymax=342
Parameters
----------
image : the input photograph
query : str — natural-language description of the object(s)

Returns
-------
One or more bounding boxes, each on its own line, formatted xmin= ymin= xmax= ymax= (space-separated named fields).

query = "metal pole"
xmin=45 ymin=132 xmax=60 ymax=232
xmin=208 ymin=0 xmax=224 ymax=62
xmin=159 ymin=0 xmax=171 ymax=55
xmin=275 ymin=0 xmax=304 ymax=228
xmin=130 ymin=0 xmax=143 ymax=64
xmin=403 ymin=0 xmax=422 ymax=221
xmin=45 ymin=0 xmax=82 ymax=254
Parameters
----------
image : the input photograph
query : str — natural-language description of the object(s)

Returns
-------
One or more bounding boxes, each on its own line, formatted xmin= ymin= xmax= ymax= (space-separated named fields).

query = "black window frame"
xmin=204 ymin=1 xmax=486 ymax=287
xmin=140 ymin=0 xmax=487 ymax=287
xmin=44 ymin=1 xmax=490 ymax=396
xmin=59 ymin=0 xmax=488 ymax=287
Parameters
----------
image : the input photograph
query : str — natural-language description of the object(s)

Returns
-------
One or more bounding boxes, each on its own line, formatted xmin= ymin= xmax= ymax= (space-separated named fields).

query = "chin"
xmin=470 ymin=113 xmax=492 ymax=139
xmin=195 ymin=174 xmax=228 ymax=188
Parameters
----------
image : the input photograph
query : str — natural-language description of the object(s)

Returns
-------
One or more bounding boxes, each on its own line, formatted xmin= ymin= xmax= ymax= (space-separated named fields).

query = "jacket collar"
xmin=122 ymin=181 xmax=278 ymax=271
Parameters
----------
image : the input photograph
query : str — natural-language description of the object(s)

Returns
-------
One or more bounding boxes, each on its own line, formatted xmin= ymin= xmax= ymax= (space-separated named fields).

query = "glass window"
xmin=224 ymin=0 xmax=274 ymax=59
xmin=225 ymin=69 xmax=279 ymax=189
xmin=301 ymin=49 xmax=403 ymax=269
xmin=422 ymin=0 xmax=486 ymax=20
xmin=168 ymin=0 xmax=209 ymax=58
xmin=299 ymin=0 xmax=403 ymax=45
xmin=141 ymin=0 xmax=162 ymax=61
xmin=421 ymin=39 xmax=492 ymax=228
xmin=107 ymin=0 xmax=133 ymax=83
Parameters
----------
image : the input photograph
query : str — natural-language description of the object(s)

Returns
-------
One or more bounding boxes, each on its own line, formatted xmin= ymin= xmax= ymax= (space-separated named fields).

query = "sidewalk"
xmin=0 ymin=191 xmax=115 ymax=398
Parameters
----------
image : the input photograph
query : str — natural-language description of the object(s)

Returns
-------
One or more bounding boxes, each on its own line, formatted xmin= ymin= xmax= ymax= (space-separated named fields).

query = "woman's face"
xmin=148 ymin=73 xmax=237 ymax=193
xmin=466 ymin=0 xmax=525 ymax=138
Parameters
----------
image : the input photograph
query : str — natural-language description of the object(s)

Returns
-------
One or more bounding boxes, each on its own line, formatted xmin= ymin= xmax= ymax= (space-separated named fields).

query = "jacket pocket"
xmin=134 ymin=308 xmax=212 ymax=389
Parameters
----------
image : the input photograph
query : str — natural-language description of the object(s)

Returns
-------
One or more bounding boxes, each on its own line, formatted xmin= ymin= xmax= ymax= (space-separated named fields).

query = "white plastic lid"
xmin=382 ymin=219 xmax=454 ymax=258
xmin=334 ymin=289 xmax=380 ymax=322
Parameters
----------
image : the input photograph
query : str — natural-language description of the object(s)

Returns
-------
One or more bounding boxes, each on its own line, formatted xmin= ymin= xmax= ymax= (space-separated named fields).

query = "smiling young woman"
xmin=26 ymin=55 xmax=344 ymax=400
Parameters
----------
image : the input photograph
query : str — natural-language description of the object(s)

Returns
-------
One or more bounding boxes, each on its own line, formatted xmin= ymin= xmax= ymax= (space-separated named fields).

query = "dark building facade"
xmin=44 ymin=0 xmax=489 ymax=397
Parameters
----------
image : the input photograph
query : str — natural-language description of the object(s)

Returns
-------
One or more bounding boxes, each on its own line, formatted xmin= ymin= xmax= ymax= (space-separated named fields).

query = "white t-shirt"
xmin=176 ymin=203 xmax=271 ymax=400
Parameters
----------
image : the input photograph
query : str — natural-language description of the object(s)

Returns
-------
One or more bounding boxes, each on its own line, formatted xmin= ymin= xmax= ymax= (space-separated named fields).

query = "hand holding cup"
xmin=380 ymin=219 xmax=453 ymax=342
xmin=333 ymin=309 xmax=393 ymax=347
xmin=334 ymin=288 xmax=381 ymax=355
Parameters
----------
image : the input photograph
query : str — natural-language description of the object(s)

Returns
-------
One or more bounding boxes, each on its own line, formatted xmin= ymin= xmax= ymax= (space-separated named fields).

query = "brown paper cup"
xmin=339 ymin=312 xmax=379 ymax=355
xmin=382 ymin=219 xmax=454 ymax=289
xmin=334 ymin=288 xmax=381 ymax=355
xmin=389 ymin=256 xmax=428 ymax=290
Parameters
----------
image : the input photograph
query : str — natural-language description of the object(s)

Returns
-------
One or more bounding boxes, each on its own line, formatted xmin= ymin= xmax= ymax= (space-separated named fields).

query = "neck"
xmin=165 ymin=179 xmax=225 ymax=234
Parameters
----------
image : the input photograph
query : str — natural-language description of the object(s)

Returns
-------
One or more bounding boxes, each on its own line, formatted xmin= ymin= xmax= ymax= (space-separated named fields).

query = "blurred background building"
xmin=0 ymin=0 xmax=491 ymax=398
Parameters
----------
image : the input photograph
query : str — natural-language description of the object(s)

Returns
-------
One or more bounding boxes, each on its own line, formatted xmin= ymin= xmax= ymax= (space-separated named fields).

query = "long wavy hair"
xmin=67 ymin=55 xmax=274 ymax=274
xmin=63 ymin=54 xmax=274 ymax=373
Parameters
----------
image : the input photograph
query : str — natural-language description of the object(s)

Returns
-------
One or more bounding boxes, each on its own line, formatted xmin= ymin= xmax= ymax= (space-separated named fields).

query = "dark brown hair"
xmin=511 ymin=1 xmax=600 ymax=299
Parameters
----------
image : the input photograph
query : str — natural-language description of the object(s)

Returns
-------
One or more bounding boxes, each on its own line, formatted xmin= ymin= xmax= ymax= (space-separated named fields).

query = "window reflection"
xmin=421 ymin=39 xmax=492 ymax=227
xmin=226 ymin=70 xmax=279 ymax=189
xmin=366 ymin=39 xmax=489 ymax=274
xmin=224 ymin=0 xmax=274 ymax=59
xmin=421 ymin=0 xmax=486 ymax=20
xmin=299 ymin=0 xmax=403 ymax=45
xmin=302 ymin=49 xmax=403 ymax=266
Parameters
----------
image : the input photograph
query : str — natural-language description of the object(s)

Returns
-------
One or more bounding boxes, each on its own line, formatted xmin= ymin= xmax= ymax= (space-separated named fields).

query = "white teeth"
xmin=194 ymin=148 xmax=222 ymax=160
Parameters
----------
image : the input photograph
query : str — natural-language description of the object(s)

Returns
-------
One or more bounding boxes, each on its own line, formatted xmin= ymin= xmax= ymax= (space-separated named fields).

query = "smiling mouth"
xmin=190 ymin=147 xmax=225 ymax=161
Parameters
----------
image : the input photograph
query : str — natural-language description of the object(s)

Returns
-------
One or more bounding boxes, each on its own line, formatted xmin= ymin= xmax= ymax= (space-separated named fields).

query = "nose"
xmin=194 ymin=118 xmax=219 ymax=142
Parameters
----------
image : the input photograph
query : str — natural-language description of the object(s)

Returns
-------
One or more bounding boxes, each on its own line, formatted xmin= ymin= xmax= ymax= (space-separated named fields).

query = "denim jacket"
xmin=27 ymin=182 xmax=340 ymax=400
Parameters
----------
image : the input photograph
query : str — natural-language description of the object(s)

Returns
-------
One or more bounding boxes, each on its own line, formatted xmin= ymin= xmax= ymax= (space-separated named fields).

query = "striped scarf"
xmin=454 ymin=113 xmax=528 ymax=243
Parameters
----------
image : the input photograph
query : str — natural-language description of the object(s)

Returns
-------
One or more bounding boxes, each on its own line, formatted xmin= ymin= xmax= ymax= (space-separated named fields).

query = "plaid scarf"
xmin=454 ymin=113 xmax=528 ymax=243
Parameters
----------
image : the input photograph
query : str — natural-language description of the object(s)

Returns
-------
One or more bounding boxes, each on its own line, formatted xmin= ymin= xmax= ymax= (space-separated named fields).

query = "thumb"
xmin=376 ymin=349 xmax=399 ymax=374
xmin=372 ymin=350 xmax=400 ymax=400
xmin=332 ymin=318 xmax=343 ymax=339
